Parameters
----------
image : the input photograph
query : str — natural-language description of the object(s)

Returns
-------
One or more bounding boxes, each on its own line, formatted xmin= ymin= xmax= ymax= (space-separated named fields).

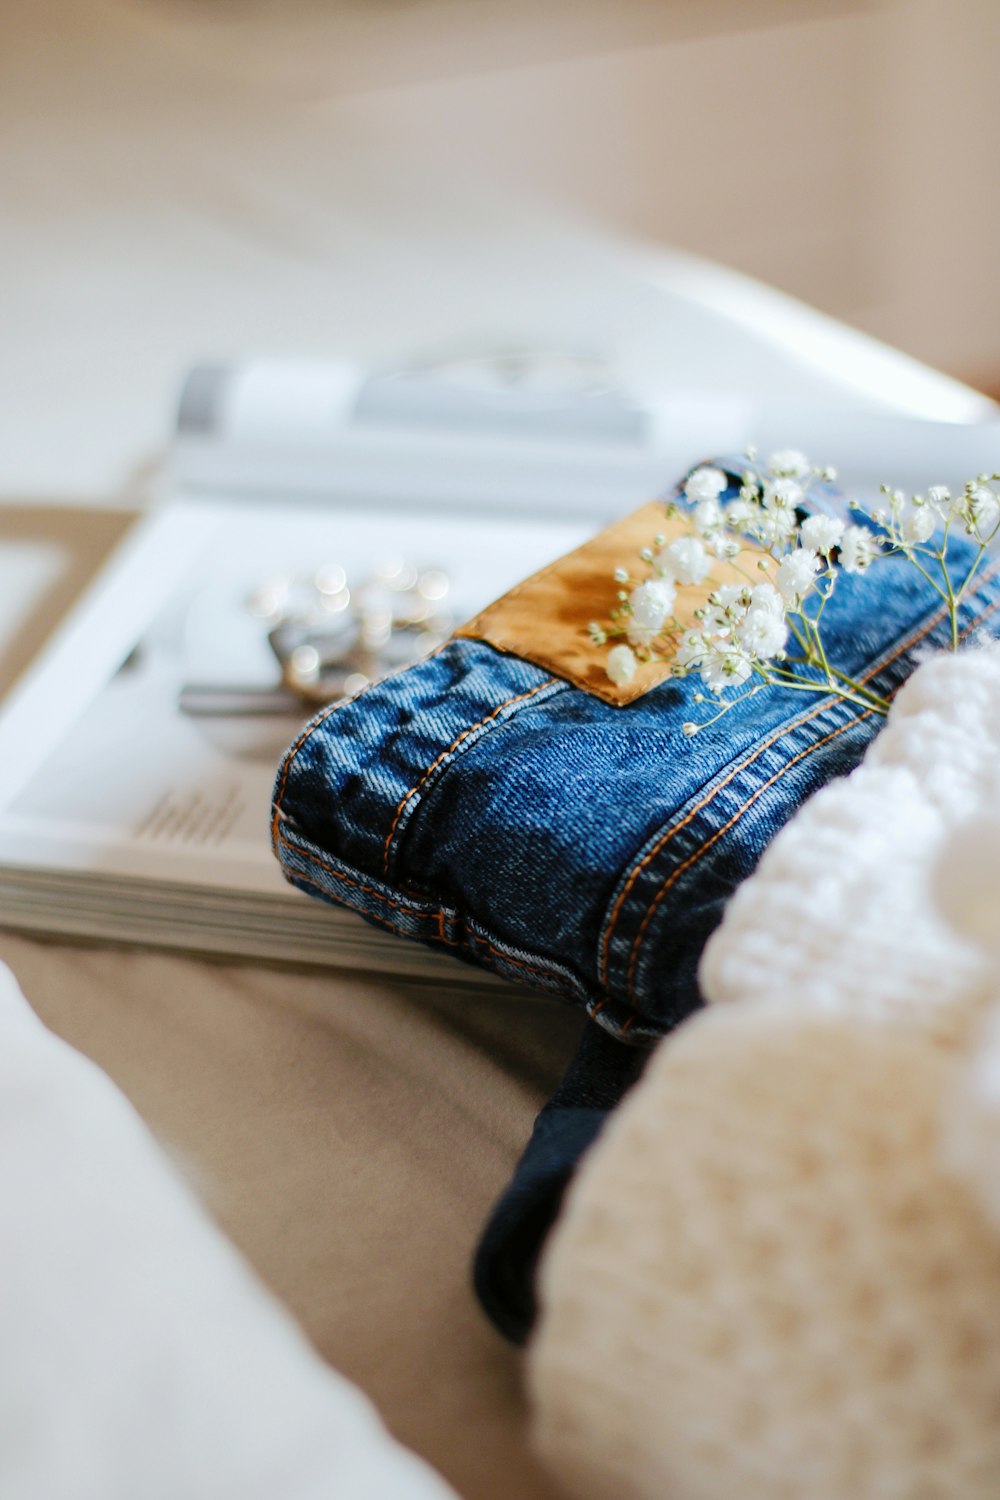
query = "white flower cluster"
xmin=672 ymin=581 xmax=786 ymax=695
xmin=871 ymin=477 xmax=1000 ymax=552
xmin=599 ymin=451 xmax=1000 ymax=726
xmin=603 ymin=454 xmax=853 ymax=695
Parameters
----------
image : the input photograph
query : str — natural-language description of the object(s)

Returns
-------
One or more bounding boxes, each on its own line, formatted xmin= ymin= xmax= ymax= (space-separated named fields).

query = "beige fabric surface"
xmin=0 ymin=931 xmax=582 ymax=1500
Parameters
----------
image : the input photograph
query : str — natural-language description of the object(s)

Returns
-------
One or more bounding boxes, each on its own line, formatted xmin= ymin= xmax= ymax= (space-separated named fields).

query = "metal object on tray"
xmin=181 ymin=558 xmax=453 ymax=716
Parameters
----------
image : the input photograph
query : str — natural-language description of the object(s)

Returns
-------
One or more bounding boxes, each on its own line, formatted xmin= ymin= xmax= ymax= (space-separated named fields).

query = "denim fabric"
xmin=271 ymin=471 xmax=1000 ymax=1044
xmin=271 ymin=465 xmax=1000 ymax=1342
xmin=473 ymin=1019 xmax=648 ymax=1343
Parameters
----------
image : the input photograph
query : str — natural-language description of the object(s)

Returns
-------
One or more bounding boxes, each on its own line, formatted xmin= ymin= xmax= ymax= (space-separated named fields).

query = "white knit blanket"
xmin=530 ymin=643 xmax=1000 ymax=1500
xmin=700 ymin=641 xmax=1000 ymax=1046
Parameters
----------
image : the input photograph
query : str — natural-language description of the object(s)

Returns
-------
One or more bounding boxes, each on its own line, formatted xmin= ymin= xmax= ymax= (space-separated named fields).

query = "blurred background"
xmin=3 ymin=0 xmax=999 ymax=498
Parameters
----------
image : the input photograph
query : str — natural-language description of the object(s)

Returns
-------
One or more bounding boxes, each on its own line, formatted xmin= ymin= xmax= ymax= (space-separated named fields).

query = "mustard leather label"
xmin=454 ymin=500 xmax=758 ymax=707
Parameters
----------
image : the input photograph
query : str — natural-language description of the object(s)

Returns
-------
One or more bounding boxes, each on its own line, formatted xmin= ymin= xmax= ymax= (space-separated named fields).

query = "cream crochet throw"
xmin=530 ymin=644 xmax=1000 ymax=1500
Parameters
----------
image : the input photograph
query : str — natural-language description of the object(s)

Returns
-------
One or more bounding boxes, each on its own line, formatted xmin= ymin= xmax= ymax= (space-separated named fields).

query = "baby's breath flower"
xmin=726 ymin=497 xmax=755 ymax=528
xmin=748 ymin=581 xmax=784 ymax=617
xmin=736 ymin=608 xmax=787 ymax=659
xmin=702 ymin=583 xmax=750 ymax=637
xmin=629 ymin=578 xmax=676 ymax=636
xmin=839 ymin=525 xmax=881 ymax=574
xmin=700 ymin=642 xmax=752 ymax=694
xmin=799 ymin=513 xmax=844 ymax=555
xmin=656 ymin=534 xmax=710 ymax=586
xmin=902 ymin=505 xmax=936 ymax=545
xmin=598 ymin=448 xmax=991 ymax=736
xmin=681 ymin=722 xmax=699 ymax=737
xmin=763 ymin=477 xmax=805 ymax=515
xmin=768 ymin=448 xmax=810 ymax=479
xmin=675 ymin=629 xmax=709 ymax=671
xmin=706 ymin=527 xmax=737 ymax=559
xmin=694 ymin=497 xmax=724 ymax=533
xmin=606 ymin=643 xmax=638 ymax=687
xmin=967 ymin=482 xmax=1000 ymax=537
xmin=754 ymin=508 xmax=798 ymax=546
xmin=776 ymin=547 xmax=820 ymax=604
xmin=684 ymin=466 xmax=728 ymax=504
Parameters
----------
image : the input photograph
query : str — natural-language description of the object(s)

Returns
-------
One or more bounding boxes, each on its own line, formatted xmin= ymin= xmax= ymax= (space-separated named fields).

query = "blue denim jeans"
xmin=271 ymin=466 xmax=1000 ymax=1339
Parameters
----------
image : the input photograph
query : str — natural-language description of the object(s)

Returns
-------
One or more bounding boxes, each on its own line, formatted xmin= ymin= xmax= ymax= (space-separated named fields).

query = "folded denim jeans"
xmin=271 ymin=465 xmax=1000 ymax=1338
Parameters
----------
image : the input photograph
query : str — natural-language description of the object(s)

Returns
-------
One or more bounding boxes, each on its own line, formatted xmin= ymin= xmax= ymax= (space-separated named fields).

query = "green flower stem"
xmin=784 ymin=615 xmax=812 ymax=658
xmin=803 ymin=612 xmax=835 ymax=685
xmin=935 ymin=518 xmax=960 ymax=650
xmin=823 ymin=664 xmax=892 ymax=713
xmin=953 ymin=538 xmax=990 ymax=612
xmin=764 ymin=666 xmax=890 ymax=717
xmin=692 ymin=682 xmax=766 ymax=731
xmin=903 ymin=551 xmax=949 ymax=605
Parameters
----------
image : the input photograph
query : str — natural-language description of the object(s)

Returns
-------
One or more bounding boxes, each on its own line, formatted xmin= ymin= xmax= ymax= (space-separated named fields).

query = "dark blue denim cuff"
xmin=473 ymin=1020 xmax=648 ymax=1343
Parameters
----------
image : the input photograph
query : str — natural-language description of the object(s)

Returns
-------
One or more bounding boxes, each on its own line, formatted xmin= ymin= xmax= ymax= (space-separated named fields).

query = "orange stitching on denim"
xmin=598 ymin=700 xmax=822 ymax=985
xmin=382 ymin=677 xmax=558 ymax=876
xmin=624 ymin=713 xmax=866 ymax=999
xmin=279 ymin=827 xmax=563 ymax=982
xmin=282 ymin=864 xmax=424 ymax=943
xmin=270 ymin=643 xmax=450 ymax=857
xmin=597 ymin=593 xmax=955 ymax=990
xmin=621 ymin=566 xmax=1000 ymax=1002
xmin=960 ymin=593 xmax=1000 ymax=637
xmin=276 ymin=825 xmax=457 ymax=942
xmin=474 ymin=936 xmax=568 ymax=984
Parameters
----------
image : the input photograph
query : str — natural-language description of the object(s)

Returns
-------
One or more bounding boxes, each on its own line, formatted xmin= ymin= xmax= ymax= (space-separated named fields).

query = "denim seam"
xmin=276 ymin=823 xmax=455 ymax=931
xmin=597 ymin=578 xmax=966 ymax=992
xmin=966 ymin=591 xmax=1000 ymax=636
xmin=282 ymin=861 xmax=441 ymax=945
xmin=620 ymin=562 xmax=1000 ymax=1008
xmin=467 ymin=933 xmax=588 ymax=994
xmin=623 ymin=706 xmax=868 ymax=1009
xmin=596 ymin=696 xmax=844 ymax=989
xmin=278 ymin=822 xmax=584 ymax=992
xmin=382 ymin=676 xmax=562 ymax=878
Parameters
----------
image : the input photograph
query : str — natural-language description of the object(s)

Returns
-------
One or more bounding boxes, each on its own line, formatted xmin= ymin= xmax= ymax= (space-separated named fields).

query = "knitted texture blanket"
xmin=529 ymin=644 xmax=1000 ymax=1500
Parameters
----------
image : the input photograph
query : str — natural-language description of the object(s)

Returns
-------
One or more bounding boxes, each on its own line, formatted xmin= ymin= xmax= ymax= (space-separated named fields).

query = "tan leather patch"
xmin=454 ymin=500 xmax=757 ymax=706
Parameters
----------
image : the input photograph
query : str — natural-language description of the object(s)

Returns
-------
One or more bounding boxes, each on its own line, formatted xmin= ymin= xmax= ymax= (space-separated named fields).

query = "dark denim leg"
xmin=473 ymin=1020 xmax=648 ymax=1344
